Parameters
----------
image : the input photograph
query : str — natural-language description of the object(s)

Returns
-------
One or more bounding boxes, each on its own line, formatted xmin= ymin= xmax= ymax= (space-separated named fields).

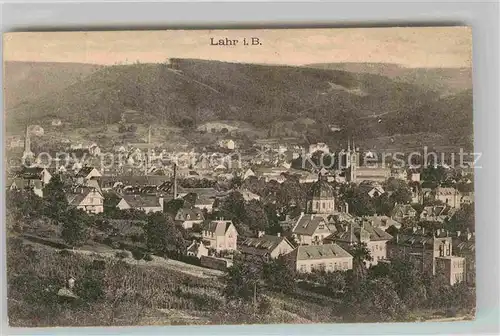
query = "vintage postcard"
xmin=4 ymin=27 xmax=475 ymax=327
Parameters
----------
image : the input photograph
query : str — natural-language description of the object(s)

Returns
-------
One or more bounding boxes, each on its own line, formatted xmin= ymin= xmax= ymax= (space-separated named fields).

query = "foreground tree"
xmin=351 ymin=242 xmax=373 ymax=284
xmin=61 ymin=208 xmax=90 ymax=247
xmin=263 ymin=256 xmax=296 ymax=294
xmin=341 ymin=277 xmax=408 ymax=322
xmin=43 ymin=174 xmax=69 ymax=221
xmin=223 ymin=258 xmax=263 ymax=304
xmin=143 ymin=212 xmax=185 ymax=257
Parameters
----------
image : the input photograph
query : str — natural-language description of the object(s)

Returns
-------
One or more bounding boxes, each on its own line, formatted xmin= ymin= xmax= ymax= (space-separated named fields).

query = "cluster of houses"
xmin=8 ymin=132 xmax=475 ymax=287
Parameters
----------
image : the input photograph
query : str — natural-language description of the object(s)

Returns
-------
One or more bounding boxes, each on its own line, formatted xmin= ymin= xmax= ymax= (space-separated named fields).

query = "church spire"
xmin=22 ymin=124 xmax=34 ymax=164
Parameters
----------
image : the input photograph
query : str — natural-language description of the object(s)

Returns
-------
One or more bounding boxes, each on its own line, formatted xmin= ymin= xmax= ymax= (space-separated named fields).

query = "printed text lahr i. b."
xmin=210 ymin=37 xmax=262 ymax=46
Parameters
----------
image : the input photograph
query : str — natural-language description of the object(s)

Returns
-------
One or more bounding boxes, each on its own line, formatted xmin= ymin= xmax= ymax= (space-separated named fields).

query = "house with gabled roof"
xmin=420 ymin=205 xmax=457 ymax=223
xmin=358 ymin=180 xmax=385 ymax=198
xmin=324 ymin=221 xmax=393 ymax=266
xmin=292 ymin=213 xmax=332 ymax=246
xmin=186 ymin=240 xmax=209 ymax=259
xmin=116 ymin=194 xmax=164 ymax=213
xmin=391 ymin=204 xmax=417 ymax=223
xmin=9 ymin=178 xmax=44 ymax=198
xmin=16 ymin=166 xmax=52 ymax=185
xmin=67 ymin=186 xmax=104 ymax=214
xmin=174 ymin=207 xmax=204 ymax=229
xmin=239 ymin=233 xmax=294 ymax=261
xmin=433 ymin=187 xmax=461 ymax=208
xmin=285 ymin=244 xmax=353 ymax=273
xmin=202 ymin=219 xmax=238 ymax=252
xmin=75 ymin=166 xmax=101 ymax=185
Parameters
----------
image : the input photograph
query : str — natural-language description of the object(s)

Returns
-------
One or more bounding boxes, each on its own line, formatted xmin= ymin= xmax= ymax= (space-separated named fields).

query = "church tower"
xmin=306 ymin=173 xmax=336 ymax=214
xmin=347 ymin=137 xmax=358 ymax=183
xmin=22 ymin=125 xmax=35 ymax=164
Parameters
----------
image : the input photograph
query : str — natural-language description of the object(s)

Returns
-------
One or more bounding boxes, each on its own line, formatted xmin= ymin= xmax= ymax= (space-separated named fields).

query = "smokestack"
xmin=350 ymin=222 xmax=353 ymax=245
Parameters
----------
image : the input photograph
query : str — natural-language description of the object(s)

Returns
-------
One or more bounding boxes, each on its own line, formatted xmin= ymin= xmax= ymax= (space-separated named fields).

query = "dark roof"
xmin=203 ymin=220 xmax=234 ymax=236
xmin=75 ymin=166 xmax=97 ymax=178
xmin=121 ymin=194 xmax=162 ymax=208
xmin=421 ymin=205 xmax=456 ymax=218
xmin=16 ymin=167 xmax=46 ymax=179
xmin=452 ymin=235 xmax=475 ymax=253
xmin=239 ymin=235 xmax=293 ymax=256
xmin=292 ymin=214 xmax=328 ymax=236
xmin=392 ymin=204 xmax=417 ymax=217
xmin=175 ymin=207 xmax=204 ymax=221
xmin=10 ymin=178 xmax=43 ymax=190
xmin=326 ymin=222 xmax=393 ymax=244
xmin=309 ymin=175 xmax=335 ymax=199
xmin=67 ymin=187 xmax=102 ymax=206
xmin=101 ymin=175 xmax=171 ymax=187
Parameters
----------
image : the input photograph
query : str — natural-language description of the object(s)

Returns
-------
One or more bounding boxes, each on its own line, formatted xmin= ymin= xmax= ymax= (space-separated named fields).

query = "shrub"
xmin=143 ymin=254 xmax=153 ymax=262
xmin=258 ymin=297 xmax=272 ymax=315
xmin=131 ymin=248 xmax=144 ymax=261
xmin=115 ymin=251 xmax=129 ymax=259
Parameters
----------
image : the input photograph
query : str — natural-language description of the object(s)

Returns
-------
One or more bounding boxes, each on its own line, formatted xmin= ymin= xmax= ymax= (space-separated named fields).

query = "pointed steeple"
xmin=22 ymin=125 xmax=35 ymax=163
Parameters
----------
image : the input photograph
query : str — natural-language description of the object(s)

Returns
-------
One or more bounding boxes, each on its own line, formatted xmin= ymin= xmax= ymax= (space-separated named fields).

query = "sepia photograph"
xmin=3 ymin=27 xmax=475 ymax=327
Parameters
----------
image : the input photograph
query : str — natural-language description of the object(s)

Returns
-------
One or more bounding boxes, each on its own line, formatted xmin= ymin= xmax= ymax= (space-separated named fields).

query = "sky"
xmin=3 ymin=27 xmax=472 ymax=68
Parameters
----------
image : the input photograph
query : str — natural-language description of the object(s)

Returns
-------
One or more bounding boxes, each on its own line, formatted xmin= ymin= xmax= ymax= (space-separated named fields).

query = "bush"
xmin=258 ymin=297 xmax=272 ymax=315
xmin=115 ymin=251 xmax=129 ymax=259
xmin=131 ymin=248 xmax=144 ymax=260
xmin=143 ymin=254 xmax=153 ymax=262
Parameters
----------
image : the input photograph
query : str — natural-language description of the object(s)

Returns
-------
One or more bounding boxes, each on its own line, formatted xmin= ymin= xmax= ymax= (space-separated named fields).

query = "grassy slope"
xmin=7 ymin=237 xmax=332 ymax=327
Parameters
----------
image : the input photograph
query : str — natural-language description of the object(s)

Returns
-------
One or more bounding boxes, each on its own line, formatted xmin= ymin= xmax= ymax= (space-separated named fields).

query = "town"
xmin=6 ymin=122 xmax=476 ymax=326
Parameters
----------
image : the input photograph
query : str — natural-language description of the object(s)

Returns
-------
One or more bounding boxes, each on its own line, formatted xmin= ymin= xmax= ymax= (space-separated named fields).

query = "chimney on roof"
xmin=258 ymin=230 xmax=265 ymax=238
xmin=456 ymin=230 xmax=461 ymax=237
xmin=422 ymin=227 xmax=425 ymax=235
xmin=344 ymin=225 xmax=349 ymax=232
xmin=412 ymin=226 xmax=417 ymax=233
xmin=277 ymin=232 xmax=281 ymax=237
xmin=396 ymin=234 xmax=399 ymax=244
xmin=467 ymin=231 xmax=472 ymax=241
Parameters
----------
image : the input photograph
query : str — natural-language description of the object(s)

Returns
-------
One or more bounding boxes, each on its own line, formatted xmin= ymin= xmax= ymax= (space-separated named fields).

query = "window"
xmin=316 ymin=202 xmax=319 ymax=209
xmin=300 ymin=265 xmax=306 ymax=272
xmin=319 ymin=224 xmax=325 ymax=230
xmin=343 ymin=262 xmax=348 ymax=269
xmin=322 ymin=202 xmax=325 ymax=209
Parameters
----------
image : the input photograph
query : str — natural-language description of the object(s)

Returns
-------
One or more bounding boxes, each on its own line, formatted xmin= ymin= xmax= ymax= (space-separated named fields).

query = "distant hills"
xmin=4 ymin=59 xmax=473 ymax=150
xmin=307 ymin=62 xmax=472 ymax=96
xmin=4 ymin=61 xmax=102 ymax=109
